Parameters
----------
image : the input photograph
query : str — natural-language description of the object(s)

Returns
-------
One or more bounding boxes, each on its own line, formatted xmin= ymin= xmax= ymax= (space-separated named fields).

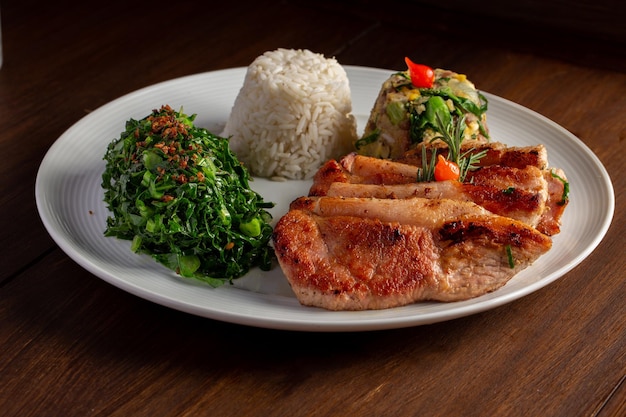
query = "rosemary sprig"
xmin=459 ymin=148 xmax=488 ymax=182
xmin=417 ymin=144 xmax=437 ymax=182
xmin=434 ymin=110 xmax=463 ymax=162
xmin=416 ymin=109 xmax=485 ymax=182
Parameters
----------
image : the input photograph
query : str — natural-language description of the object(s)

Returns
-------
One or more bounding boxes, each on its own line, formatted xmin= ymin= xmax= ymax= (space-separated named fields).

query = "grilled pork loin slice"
xmin=540 ymin=168 xmax=569 ymax=236
xmin=396 ymin=141 xmax=549 ymax=170
xmin=273 ymin=196 xmax=552 ymax=311
xmin=393 ymin=141 xmax=568 ymax=235
xmin=310 ymin=152 xmax=565 ymax=235
xmin=320 ymin=180 xmax=547 ymax=230
xmin=309 ymin=154 xmax=418 ymax=196
xmin=312 ymin=145 xmax=551 ymax=194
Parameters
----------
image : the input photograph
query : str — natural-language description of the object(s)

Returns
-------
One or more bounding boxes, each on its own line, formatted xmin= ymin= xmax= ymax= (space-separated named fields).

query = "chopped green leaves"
xmin=354 ymin=129 xmax=381 ymax=150
xmin=386 ymin=101 xmax=406 ymax=125
xmin=102 ymin=105 xmax=275 ymax=286
xmin=178 ymin=254 xmax=201 ymax=277
xmin=425 ymin=96 xmax=452 ymax=133
xmin=407 ymin=84 xmax=489 ymax=145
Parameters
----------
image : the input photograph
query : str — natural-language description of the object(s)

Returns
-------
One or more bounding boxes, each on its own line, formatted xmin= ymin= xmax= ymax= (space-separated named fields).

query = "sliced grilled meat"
xmin=273 ymin=196 xmax=552 ymax=310
xmin=309 ymin=152 xmax=564 ymax=235
xmin=396 ymin=141 xmax=548 ymax=170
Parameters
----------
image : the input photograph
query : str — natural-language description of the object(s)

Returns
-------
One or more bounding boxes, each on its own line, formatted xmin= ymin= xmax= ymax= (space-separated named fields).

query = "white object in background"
xmin=0 ymin=11 xmax=3 ymax=69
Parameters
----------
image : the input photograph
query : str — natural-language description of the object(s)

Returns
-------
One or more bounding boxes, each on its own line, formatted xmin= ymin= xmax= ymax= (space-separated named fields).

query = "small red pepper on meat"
xmin=434 ymin=154 xmax=460 ymax=181
xmin=405 ymin=57 xmax=435 ymax=88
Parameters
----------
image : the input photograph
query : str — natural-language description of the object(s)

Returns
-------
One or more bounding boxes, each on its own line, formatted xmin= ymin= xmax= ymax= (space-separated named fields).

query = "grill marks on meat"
xmin=273 ymin=140 xmax=568 ymax=311
xmin=310 ymin=145 xmax=567 ymax=236
xmin=317 ymin=169 xmax=548 ymax=230
xmin=396 ymin=141 xmax=549 ymax=170
xmin=274 ymin=197 xmax=552 ymax=310
xmin=290 ymin=195 xmax=492 ymax=227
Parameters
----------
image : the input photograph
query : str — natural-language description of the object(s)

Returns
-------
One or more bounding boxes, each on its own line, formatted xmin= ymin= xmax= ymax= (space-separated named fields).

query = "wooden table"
xmin=1 ymin=1 xmax=624 ymax=415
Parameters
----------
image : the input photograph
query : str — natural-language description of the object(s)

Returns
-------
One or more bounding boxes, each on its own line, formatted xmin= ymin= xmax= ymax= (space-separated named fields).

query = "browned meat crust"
xmin=309 ymin=150 xmax=567 ymax=235
xmin=273 ymin=197 xmax=552 ymax=311
xmin=396 ymin=142 xmax=548 ymax=170
xmin=273 ymin=138 xmax=568 ymax=311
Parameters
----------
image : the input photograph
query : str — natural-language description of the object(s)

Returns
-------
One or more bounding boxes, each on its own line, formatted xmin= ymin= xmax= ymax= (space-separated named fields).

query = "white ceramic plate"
xmin=35 ymin=66 xmax=614 ymax=332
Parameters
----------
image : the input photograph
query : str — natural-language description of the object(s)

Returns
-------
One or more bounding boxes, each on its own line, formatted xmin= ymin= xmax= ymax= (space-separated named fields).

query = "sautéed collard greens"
xmin=102 ymin=105 xmax=274 ymax=287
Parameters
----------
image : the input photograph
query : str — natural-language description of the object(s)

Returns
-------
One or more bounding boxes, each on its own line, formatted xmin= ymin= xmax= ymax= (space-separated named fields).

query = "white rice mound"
xmin=221 ymin=48 xmax=357 ymax=180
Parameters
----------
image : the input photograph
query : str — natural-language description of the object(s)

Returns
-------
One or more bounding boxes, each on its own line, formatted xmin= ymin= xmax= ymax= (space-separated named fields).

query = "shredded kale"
xmin=101 ymin=105 xmax=275 ymax=287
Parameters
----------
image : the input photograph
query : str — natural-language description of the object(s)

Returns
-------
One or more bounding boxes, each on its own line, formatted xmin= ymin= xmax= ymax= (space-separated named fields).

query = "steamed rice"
xmin=221 ymin=48 xmax=357 ymax=180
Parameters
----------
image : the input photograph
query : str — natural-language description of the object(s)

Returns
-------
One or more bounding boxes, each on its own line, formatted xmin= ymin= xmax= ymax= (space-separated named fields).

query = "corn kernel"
xmin=408 ymin=90 xmax=421 ymax=101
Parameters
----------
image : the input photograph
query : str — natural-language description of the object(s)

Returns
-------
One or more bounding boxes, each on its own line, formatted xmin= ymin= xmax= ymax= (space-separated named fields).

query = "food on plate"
xmin=102 ymin=105 xmax=274 ymax=286
xmin=272 ymin=59 xmax=570 ymax=310
xmin=221 ymin=48 xmax=358 ymax=180
xmin=395 ymin=141 xmax=548 ymax=170
xmin=310 ymin=149 xmax=568 ymax=236
xmin=274 ymin=146 xmax=567 ymax=310
xmin=355 ymin=57 xmax=489 ymax=159
xmin=273 ymin=196 xmax=552 ymax=311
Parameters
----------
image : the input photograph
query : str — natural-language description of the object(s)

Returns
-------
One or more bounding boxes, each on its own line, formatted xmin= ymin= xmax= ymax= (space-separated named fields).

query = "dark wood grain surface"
xmin=1 ymin=1 xmax=624 ymax=416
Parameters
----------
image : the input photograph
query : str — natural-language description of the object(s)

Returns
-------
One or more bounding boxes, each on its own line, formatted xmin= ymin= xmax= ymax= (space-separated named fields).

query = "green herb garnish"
xmin=415 ymin=110 xmax=486 ymax=182
xmin=417 ymin=144 xmax=437 ymax=182
xmin=550 ymin=169 xmax=570 ymax=206
xmin=505 ymin=244 xmax=515 ymax=269
xmin=407 ymin=86 xmax=489 ymax=145
xmin=354 ymin=129 xmax=380 ymax=150
xmin=102 ymin=105 xmax=275 ymax=286
xmin=458 ymin=148 xmax=487 ymax=182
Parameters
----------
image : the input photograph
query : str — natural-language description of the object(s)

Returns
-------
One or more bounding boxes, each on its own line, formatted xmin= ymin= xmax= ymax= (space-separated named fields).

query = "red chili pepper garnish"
xmin=434 ymin=154 xmax=460 ymax=181
xmin=404 ymin=57 xmax=435 ymax=88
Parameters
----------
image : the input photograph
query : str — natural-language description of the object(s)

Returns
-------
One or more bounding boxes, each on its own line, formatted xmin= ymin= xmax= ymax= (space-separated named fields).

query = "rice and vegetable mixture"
xmin=222 ymin=48 xmax=357 ymax=180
